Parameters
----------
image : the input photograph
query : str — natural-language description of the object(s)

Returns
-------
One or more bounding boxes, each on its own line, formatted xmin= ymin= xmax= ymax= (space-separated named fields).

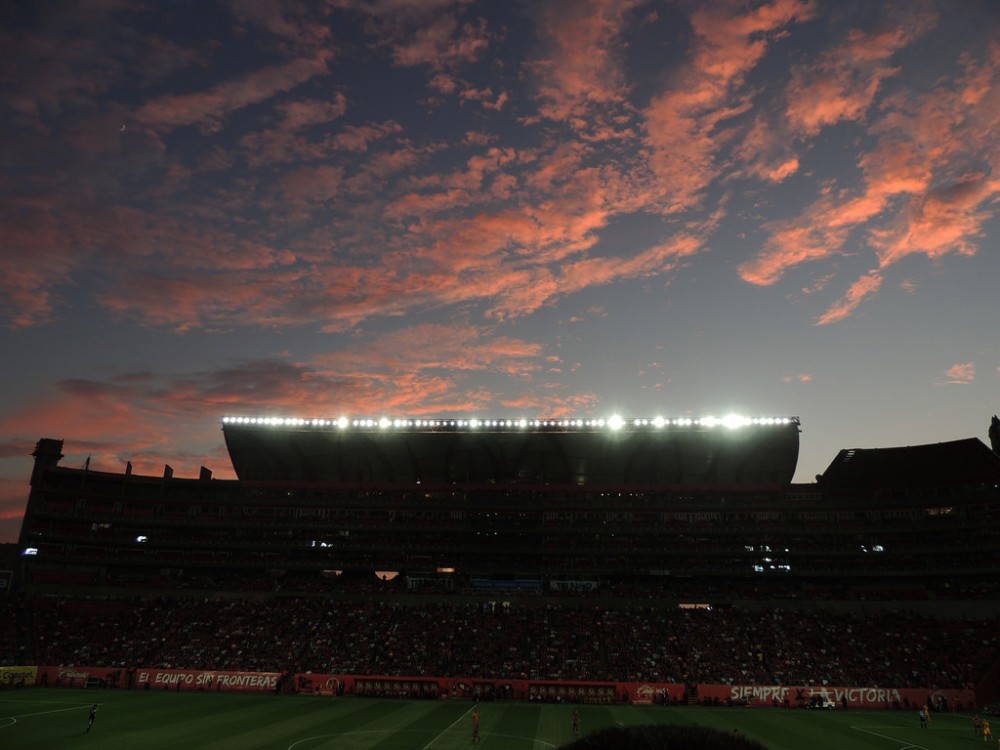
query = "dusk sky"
xmin=2 ymin=0 xmax=1000 ymax=543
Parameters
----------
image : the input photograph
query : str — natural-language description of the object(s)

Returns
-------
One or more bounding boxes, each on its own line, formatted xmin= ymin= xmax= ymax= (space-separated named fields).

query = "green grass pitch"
xmin=0 ymin=688 xmax=985 ymax=749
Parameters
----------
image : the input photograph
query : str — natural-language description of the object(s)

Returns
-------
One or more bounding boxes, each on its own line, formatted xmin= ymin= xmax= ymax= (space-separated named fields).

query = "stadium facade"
xmin=7 ymin=414 xmax=1000 ymax=708
xmin=16 ymin=414 xmax=1000 ymax=588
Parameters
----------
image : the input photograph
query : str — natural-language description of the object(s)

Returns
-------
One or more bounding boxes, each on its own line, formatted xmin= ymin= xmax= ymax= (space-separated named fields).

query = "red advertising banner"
xmin=33 ymin=666 xmax=280 ymax=693
xmin=622 ymin=682 xmax=686 ymax=705
xmin=696 ymin=683 xmax=975 ymax=711
xmin=30 ymin=666 xmax=978 ymax=712
xmin=35 ymin=666 xmax=126 ymax=688
xmin=133 ymin=668 xmax=281 ymax=693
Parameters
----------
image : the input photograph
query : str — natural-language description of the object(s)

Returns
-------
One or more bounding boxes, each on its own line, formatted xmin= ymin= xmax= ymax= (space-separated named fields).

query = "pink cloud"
xmin=459 ymin=86 xmax=509 ymax=111
xmin=331 ymin=121 xmax=404 ymax=152
xmin=643 ymin=0 xmax=817 ymax=213
xmin=134 ymin=52 xmax=332 ymax=132
xmin=228 ymin=0 xmax=335 ymax=54
xmin=942 ymin=362 xmax=976 ymax=385
xmin=314 ymin=323 xmax=545 ymax=379
xmin=277 ymin=164 xmax=346 ymax=210
xmin=277 ymin=94 xmax=349 ymax=130
xmin=738 ymin=204 xmax=854 ymax=287
xmin=730 ymin=113 xmax=800 ymax=183
xmin=785 ymin=27 xmax=910 ymax=135
xmin=739 ymin=36 xmax=1000 ymax=320
xmin=528 ymin=0 xmax=640 ymax=124
xmin=390 ymin=14 xmax=491 ymax=70
xmin=815 ymin=270 xmax=883 ymax=325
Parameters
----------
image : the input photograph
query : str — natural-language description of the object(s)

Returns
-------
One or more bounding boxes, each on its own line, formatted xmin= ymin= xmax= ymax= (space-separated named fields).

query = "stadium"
xmin=2 ymin=413 xmax=1000 ymax=748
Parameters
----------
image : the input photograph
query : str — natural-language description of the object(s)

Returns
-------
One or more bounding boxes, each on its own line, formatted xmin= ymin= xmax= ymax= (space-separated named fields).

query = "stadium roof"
xmin=221 ymin=415 xmax=801 ymax=486
xmin=818 ymin=438 xmax=1000 ymax=489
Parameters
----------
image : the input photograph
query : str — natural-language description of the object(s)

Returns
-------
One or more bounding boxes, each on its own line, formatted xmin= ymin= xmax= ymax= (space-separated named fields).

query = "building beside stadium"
xmin=6 ymin=413 xmax=1000 ymax=708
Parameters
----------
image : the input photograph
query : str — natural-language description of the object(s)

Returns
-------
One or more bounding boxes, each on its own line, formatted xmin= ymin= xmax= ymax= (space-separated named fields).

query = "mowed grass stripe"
xmin=193 ymin=695 xmax=370 ymax=750
xmin=0 ymin=689 xmax=985 ymax=750
xmin=322 ymin=699 xmax=472 ymax=750
xmin=475 ymin=702 xmax=554 ymax=750
xmin=108 ymin=691 xmax=301 ymax=749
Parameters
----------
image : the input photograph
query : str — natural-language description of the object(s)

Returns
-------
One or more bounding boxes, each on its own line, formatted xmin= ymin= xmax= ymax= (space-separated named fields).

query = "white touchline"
xmin=0 ymin=703 xmax=93 ymax=728
xmin=852 ymin=724 xmax=930 ymax=750
xmin=422 ymin=704 xmax=476 ymax=750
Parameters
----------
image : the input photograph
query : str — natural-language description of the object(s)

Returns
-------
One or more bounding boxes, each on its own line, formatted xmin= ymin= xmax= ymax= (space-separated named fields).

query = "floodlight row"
xmin=222 ymin=415 xmax=798 ymax=431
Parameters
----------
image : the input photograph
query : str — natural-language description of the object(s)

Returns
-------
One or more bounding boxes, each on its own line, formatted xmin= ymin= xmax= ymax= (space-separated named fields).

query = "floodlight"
xmin=722 ymin=414 xmax=750 ymax=429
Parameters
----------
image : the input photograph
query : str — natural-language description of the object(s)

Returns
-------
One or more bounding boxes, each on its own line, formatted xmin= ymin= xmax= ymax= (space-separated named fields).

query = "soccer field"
xmin=0 ymin=688 xmax=983 ymax=750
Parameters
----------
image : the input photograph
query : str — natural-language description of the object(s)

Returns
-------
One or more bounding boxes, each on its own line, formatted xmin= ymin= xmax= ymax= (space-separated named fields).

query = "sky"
xmin=2 ymin=0 xmax=1000 ymax=544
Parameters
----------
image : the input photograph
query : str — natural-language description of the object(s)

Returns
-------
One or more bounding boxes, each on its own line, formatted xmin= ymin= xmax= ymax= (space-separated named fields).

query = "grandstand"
xmin=4 ymin=414 xmax=1000 ymax=713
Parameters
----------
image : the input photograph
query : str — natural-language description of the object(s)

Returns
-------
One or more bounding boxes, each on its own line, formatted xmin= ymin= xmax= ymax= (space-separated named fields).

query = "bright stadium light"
xmin=722 ymin=414 xmax=751 ymax=429
xmin=221 ymin=413 xmax=799 ymax=432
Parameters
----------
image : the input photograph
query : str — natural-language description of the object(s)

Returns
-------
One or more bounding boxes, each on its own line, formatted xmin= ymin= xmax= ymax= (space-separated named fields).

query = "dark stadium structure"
xmin=5 ymin=413 xmax=1000 ymax=709
xmin=19 ymin=415 xmax=805 ymax=582
xmin=12 ymin=414 xmax=1000 ymax=587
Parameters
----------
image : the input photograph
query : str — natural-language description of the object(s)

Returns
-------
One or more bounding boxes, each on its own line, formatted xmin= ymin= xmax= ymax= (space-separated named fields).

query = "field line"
xmin=422 ymin=703 xmax=475 ymax=749
xmin=0 ymin=702 xmax=94 ymax=730
xmin=852 ymin=723 xmax=930 ymax=750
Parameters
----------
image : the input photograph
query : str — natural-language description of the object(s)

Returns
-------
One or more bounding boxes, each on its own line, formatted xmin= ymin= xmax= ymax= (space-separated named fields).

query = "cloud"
xmin=814 ymin=270 xmax=883 ymax=325
xmin=134 ymin=52 xmax=332 ymax=133
xmin=390 ymin=14 xmax=491 ymax=70
xmin=2 ymin=0 xmax=997 ymax=341
xmin=643 ymin=0 xmax=817 ymax=213
xmin=738 ymin=27 xmax=1000 ymax=322
xmin=732 ymin=115 xmax=801 ymax=183
xmin=528 ymin=0 xmax=640 ymax=125
xmin=278 ymin=94 xmax=350 ymax=130
xmin=784 ymin=17 xmax=931 ymax=136
xmin=228 ymin=0 xmax=336 ymax=55
xmin=941 ymin=362 xmax=976 ymax=385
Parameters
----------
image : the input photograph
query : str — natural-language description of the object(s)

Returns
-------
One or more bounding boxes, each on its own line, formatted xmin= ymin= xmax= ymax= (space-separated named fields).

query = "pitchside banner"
xmin=0 ymin=666 xmax=36 ymax=688
xmin=698 ymin=684 xmax=975 ymax=710
xmin=34 ymin=666 xmax=280 ymax=693
xmin=133 ymin=668 xmax=281 ymax=692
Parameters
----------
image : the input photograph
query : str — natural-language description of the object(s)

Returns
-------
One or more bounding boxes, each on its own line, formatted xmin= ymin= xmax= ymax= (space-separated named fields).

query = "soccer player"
xmin=918 ymin=708 xmax=928 ymax=729
xmin=572 ymin=708 xmax=579 ymax=736
xmin=983 ymin=719 xmax=992 ymax=743
xmin=976 ymin=715 xmax=983 ymax=735
xmin=86 ymin=704 xmax=98 ymax=733
xmin=472 ymin=708 xmax=481 ymax=743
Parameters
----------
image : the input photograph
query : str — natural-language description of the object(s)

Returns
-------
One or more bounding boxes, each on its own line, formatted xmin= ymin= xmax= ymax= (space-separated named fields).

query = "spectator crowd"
xmin=5 ymin=592 xmax=994 ymax=693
